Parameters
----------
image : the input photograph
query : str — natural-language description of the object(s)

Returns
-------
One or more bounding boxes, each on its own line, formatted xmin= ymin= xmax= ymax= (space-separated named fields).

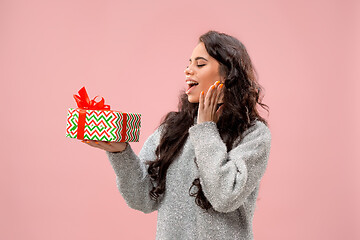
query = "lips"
xmin=186 ymin=84 xmax=197 ymax=92
xmin=186 ymin=85 xmax=197 ymax=94
xmin=185 ymin=78 xmax=199 ymax=94
xmin=185 ymin=78 xmax=198 ymax=84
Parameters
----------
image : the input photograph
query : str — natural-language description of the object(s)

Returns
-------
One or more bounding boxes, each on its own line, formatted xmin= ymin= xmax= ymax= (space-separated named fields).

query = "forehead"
xmin=190 ymin=42 xmax=210 ymax=59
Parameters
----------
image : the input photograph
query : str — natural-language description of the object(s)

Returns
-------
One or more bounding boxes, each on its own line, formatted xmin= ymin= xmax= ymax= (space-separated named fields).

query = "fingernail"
xmin=216 ymin=81 xmax=220 ymax=85
xmin=211 ymin=85 xmax=215 ymax=89
xmin=81 ymin=140 xmax=85 ymax=143
xmin=86 ymin=141 xmax=90 ymax=143
xmin=219 ymin=84 xmax=223 ymax=88
xmin=107 ymin=142 xmax=111 ymax=145
xmin=201 ymin=91 xmax=204 ymax=95
xmin=95 ymin=141 xmax=99 ymax=144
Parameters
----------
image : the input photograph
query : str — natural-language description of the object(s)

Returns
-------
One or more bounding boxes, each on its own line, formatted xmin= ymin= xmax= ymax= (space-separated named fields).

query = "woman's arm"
xmin=106 ymin=126 xmax=163 ymax=214
xmin=188 ymin=120 xmax=271 ymax=213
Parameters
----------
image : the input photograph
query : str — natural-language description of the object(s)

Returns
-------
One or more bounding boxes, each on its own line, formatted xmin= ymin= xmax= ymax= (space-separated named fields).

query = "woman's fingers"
xmin=205 ymin=81 xmax=220 ymax=109
xmin=215 ymin=83 xmax=223 ymax=105
xmin=205 ymin=82 xmax=216 ymax=108
xmin=82 ymin=140 xmax=128 ymax=152
xmin=82 ymin=140 xmax=111 ymax=151
xmin=83 ymin=140 xmax=101 ymax=148
xmin=97 ymin=141 xmax=113 ymax=150
xmin=212 ymin=81 xmax=221 ymax=106
xmin=205 ymin=85 xmax=213 ymax=107
xmin=197 ymin=80 xmax=223 ymax=124
xmin=199 ymin=90 xmax=205 ymax=110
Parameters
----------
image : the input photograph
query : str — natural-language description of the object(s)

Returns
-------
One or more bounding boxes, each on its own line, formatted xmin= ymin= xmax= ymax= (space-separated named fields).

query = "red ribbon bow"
xmin=72 ymin=87 xmax=128 ymax=142
xmin=73 ymin=86 xmax=110 ymax=110
xmin=74 ymin=87 xmax=111 ymax=140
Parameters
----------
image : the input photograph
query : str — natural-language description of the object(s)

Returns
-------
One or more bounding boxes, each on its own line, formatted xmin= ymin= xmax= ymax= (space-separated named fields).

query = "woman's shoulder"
xmin=248 ymin=120 xmax=272 ymax=145
xmin=254 ymin=119 xmax=271 ymax=134
xmin=232 ymin=119 xmax=271 ymax=148
xmin=244 ymin=119 xmax=270 ymax=136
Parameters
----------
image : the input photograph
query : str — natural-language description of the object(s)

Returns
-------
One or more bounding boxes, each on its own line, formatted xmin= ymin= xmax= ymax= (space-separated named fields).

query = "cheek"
xmin=200 ymin=69 xmax=220 ymax=89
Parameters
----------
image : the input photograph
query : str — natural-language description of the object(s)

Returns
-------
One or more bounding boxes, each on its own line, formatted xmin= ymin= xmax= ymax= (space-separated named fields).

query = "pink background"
xmin=1 ymin=0 xmax=359 ymax=239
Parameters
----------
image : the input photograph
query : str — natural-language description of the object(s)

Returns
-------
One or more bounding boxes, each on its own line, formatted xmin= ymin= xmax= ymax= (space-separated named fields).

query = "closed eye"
xmin=185 ymin=64 xmax=206 ymax=69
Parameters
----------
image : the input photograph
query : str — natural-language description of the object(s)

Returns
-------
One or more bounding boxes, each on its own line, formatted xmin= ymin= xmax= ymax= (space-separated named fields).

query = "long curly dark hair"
xmin=145 ymin=30 xmax=269 ymax=210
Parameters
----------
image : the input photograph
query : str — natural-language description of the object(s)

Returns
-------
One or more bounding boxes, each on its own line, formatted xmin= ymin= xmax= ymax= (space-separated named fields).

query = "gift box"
xmin=66 ymin=87 xmax=141 ymax=142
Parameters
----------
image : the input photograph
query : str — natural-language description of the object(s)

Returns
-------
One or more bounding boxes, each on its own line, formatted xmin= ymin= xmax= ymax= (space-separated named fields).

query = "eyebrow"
xmin=189 ymin=57 xmax=208 ymax=62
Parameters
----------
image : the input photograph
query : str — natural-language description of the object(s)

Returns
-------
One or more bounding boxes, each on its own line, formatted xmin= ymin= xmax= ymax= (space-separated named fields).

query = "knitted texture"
xmin=106 ymin=119 xmax=271 ymax=240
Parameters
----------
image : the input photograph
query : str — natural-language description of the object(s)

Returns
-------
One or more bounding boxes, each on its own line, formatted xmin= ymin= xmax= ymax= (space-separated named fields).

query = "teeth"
xmin=186 ymin=80 xmax=198 ymax=85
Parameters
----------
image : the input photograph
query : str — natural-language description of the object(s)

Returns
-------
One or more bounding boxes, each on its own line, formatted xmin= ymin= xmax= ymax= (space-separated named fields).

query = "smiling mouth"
xmin=187 ymin=82 xmax=198 ymax=89
xmin=186 ymin=82 xmax=199 ymax=94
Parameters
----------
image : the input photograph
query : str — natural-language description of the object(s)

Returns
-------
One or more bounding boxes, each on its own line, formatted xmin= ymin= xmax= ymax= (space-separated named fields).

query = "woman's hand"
xmin=82 ymin=140 xmax=128 ymax=153
xmin=197 ymin=81 xmax=224 ymax=124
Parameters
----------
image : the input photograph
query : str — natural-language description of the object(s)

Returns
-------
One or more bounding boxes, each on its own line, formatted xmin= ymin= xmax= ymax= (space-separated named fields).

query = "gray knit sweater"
xmin=106 ymin=119 xmax=272 ymax=240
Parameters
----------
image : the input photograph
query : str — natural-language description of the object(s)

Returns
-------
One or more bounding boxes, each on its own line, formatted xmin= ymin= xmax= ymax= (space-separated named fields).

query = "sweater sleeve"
xmin=188 ymin=120 xmax=272 ymax=213
xmin=106 ymin=125 xmax=163 ymax=214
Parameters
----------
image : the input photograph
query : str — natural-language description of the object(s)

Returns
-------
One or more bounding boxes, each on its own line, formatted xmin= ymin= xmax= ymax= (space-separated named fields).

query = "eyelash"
xmin=186 ymin=64 xmax=206 ymax=68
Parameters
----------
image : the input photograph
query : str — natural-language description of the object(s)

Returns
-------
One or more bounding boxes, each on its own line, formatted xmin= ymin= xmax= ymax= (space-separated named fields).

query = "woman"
xmin=84 ymin=30 xmax=272 ymax=240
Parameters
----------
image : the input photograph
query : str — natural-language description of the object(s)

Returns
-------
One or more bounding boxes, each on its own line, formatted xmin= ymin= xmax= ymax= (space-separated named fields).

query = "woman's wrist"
xmin=110 ymin=142 xmax=129 ymax=153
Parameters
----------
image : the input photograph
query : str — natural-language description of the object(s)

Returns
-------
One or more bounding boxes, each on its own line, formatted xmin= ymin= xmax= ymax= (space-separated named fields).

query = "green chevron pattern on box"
xmin=66 ymin=108 xmax=141 ymax=142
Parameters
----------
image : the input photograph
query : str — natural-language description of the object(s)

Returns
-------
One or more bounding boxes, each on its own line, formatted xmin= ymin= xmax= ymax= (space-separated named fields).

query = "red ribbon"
xmin=73 ymin=86 xmax=110 ymax=110
xmin=73 ymin=87 xmax=127 ymax=141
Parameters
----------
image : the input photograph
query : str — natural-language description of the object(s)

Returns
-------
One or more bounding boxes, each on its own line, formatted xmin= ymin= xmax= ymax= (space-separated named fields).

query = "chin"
xmin=187 ymin=95 xmax=199 ymax=103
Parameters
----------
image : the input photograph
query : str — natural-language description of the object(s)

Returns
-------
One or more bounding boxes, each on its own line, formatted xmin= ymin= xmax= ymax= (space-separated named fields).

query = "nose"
xmin=184 ymin=65 xmax=194 ymax=76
